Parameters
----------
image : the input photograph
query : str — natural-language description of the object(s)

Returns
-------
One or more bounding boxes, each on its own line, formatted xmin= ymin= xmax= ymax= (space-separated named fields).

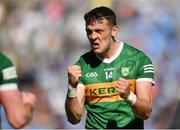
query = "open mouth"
xmin=91 ymin=42 xmax=99 ymax=49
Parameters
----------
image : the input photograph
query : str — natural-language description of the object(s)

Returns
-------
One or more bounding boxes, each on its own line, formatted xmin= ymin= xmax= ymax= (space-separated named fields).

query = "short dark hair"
xmin=84 ymin=6 xmax=117 ymax=26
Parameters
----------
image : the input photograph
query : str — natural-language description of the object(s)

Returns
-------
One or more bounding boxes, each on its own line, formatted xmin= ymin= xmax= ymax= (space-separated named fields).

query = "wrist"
xmin=68 ymin=85 xmax=77 ymax=98
xmin=127 ymin=91 xmax=137 ymax=105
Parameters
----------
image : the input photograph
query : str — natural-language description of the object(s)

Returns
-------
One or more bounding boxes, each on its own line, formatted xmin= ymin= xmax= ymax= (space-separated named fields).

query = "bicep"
xmin=0 ymin=89 xmax=23 ymax=114
xmin=136 ymin=81 xmax=153 ymax=105
xmin=77 ymin=84 xmax=85 ymax=107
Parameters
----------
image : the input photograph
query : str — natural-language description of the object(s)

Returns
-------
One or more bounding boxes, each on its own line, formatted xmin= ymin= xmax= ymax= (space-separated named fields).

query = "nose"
xmin=89 ymin=32 xmax=97 ymax=40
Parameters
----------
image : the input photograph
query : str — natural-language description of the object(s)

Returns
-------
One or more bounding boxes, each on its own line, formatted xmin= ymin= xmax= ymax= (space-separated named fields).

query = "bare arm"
xmin=65 ymin=65 xmax=85 ymax=124
xmin=0 ymin=89 xmax=36 ymax=128
xmin=132 ymin=81 xmax=153 ymax=119
xmin=116 ymin=78 xmax=153 ymax=120
xmin=65 ymin=84 xmax=85 ymax=124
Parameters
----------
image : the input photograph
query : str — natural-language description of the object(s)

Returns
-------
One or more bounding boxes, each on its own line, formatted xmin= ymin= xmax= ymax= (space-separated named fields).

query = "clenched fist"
xmin=67 ymin=65 xmax=82 ymax=87
xmin=116 ymin=78 xmax=131 ymax=99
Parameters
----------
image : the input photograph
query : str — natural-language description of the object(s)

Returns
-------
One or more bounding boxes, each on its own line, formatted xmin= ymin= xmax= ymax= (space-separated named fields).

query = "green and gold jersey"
xmin=76 ymin=42 xmax=154 ymax=129
xmin=0 ymin=52 xmax=18 ymax=91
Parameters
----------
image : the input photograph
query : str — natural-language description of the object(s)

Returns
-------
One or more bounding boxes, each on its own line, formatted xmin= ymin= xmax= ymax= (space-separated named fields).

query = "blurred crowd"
xmin=0 ymin=0 xmax=180 ymax=129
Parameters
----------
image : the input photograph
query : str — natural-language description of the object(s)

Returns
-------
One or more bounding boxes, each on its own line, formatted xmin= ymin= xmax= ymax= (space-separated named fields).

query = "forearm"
xmin=66 ymin=65 xmax=85 ymax=124
xmin=128 ymin=81 xmax=153 ymax=120
xmin=65 ymin=97 xmax=83 ymax=124
xmin=7 ymin=103 xmax=33 ymax=128
xmin=132 ymin=98 xmax=152 ymax=120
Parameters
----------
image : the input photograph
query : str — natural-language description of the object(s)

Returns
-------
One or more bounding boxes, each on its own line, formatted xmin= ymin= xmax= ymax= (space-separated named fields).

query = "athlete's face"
xmin=85 ymin=19 xmax=118 ymax=56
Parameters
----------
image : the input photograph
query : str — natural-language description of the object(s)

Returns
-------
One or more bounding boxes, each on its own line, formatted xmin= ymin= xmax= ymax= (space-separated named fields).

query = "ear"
xmin=111 ymin=25 xmax=119 ymax=37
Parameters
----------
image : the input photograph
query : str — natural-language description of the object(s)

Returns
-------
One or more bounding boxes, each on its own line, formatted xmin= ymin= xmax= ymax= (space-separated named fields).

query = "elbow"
xmin=68 ymin=117 xmax=81 ymax=125
xmin=11 ymin=123 xmax=25 ymax=129
xmin=67 ymin=112 xmax=82 ymax=125
xmin=135 ymin=107 xmax=152 ymax=120
xmin=65 ymin=104 xmax=83 ymax=125
xmin=143 ymin=113 xmax=150 ymax=120
xmin=8 ymin=113 xmax=29 ymax=128
xmin=143 ymin=108 xmax=152 ymax=120
xmin=9 ymin=117 xmax=26 ymax=129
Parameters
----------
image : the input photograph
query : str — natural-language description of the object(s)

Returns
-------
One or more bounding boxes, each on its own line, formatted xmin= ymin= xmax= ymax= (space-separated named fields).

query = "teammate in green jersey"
xmin=65 ymin=6 xmax=155 ymax=129
xmin=0 ymin=52 xmax=36 ymax=129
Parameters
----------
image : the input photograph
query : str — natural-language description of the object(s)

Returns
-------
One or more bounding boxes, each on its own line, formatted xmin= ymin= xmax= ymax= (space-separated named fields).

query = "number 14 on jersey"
xmin=105 ymin=71 xmax=113 ymax=80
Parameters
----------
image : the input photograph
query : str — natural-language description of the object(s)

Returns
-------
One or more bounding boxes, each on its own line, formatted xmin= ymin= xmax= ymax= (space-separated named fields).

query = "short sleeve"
xmin=136 ymin=53 xmax=155 ymax=84
xmin=0 ymin=54 xmax=18 ymax=91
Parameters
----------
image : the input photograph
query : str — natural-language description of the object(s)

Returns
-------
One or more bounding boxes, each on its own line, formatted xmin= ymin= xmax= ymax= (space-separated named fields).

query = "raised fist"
xmin=116 ymin=78 xmax=131 ymax=99
xmin=67 ymin=65 xmax=82 ymax=87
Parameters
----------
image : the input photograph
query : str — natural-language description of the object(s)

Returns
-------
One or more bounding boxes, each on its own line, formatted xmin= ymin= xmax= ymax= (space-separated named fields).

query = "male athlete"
xmin=0 ymin=52 xmax=36 ymax=128
xmin=65 ymin=6 xmax=155 ymax=129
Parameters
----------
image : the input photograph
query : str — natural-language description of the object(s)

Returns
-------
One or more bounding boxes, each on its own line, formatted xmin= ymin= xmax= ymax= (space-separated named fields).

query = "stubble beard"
xmin=93 ymin=42 xmax=111 ymax=58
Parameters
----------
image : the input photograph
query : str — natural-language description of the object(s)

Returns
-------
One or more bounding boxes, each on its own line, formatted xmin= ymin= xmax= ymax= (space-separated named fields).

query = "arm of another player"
xmin=0 ymin=89 xmax=36 ymax=128
xmin=65 ymin=65 xmax=85 ymax=124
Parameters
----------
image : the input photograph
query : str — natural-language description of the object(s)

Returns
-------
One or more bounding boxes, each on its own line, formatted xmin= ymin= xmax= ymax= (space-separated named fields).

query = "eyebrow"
xmin=85 ymin=28 xmax=103 ymax=33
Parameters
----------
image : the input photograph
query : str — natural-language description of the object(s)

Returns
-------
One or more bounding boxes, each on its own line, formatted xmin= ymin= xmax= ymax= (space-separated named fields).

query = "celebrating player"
xmin=65 ymin=6 xmax=155 ymax=129
xmin=0 ymin=52 xmax=36 ymax=129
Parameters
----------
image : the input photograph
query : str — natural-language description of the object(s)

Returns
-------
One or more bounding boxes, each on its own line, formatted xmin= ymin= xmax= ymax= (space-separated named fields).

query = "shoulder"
xmin=76 ymin=50 xmax=96 ymax=63
xmin=123 ymin=43 xmax=152 ymax=61
xmin=76 ymin=51 xmax=101 ymax=68
xmin=81 ymin=51 xmax=96 ymax=61
xmin=123 ymin=43 xmax=143 ymax=55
